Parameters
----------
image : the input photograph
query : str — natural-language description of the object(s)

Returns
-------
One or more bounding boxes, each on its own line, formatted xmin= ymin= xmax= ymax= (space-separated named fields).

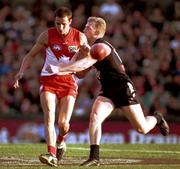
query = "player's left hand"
xmin=13 ymin=72 xmax=24 ymax=88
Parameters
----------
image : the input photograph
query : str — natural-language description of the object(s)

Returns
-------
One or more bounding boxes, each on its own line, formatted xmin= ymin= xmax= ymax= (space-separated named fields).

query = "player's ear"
xmin=95 ymin=30 xmax=100 ymax=36
xmin=69 ymin=18 xmax=72 ymax=24
xmin=94 ymin=30 xmax=101 ymax=38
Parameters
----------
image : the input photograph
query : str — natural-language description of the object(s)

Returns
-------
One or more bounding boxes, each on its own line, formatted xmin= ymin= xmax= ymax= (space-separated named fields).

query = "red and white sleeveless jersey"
xmin=41 ymin=27 xmax=81 ymax=76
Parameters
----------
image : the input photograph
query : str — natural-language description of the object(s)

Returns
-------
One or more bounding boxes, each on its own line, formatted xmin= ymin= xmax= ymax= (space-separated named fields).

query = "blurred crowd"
xmin=0 ymin=0 xmax=180 ymax=121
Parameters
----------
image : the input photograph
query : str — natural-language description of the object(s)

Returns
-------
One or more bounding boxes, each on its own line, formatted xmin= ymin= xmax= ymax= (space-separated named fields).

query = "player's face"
xmin=83 ymin=21 xmax=96 ymax=39
xmin=55 ymin=16 xmax=72 ymax=36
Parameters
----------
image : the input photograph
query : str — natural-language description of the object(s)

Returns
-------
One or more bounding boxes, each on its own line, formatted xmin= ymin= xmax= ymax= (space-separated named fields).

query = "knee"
xmin=90 ymin=112 xmax=100 ymax=124
xmin=58 ymin=121 xmax=70 ymax=135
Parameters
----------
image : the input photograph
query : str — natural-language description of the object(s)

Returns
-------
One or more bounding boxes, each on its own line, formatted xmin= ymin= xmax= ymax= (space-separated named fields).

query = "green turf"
xmin=0 ymin=144 xmax=180 ymax=169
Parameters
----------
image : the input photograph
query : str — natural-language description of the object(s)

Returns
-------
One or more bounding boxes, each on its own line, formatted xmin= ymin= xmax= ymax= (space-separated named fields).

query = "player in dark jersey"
xmin=49 ymin=16 xmax=169 ymax=166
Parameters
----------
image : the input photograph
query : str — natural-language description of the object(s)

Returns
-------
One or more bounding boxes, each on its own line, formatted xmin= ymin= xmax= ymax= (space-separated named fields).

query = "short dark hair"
xmin=54 ymin=6 xmax=72 ymax=20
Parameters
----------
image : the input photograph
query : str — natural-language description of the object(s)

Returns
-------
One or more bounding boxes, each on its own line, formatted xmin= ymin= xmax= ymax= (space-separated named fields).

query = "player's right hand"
xmin=13 ymin=72 xmax=24 ymax=88
xmin=79 ymin=44 xmax=90 ymax=56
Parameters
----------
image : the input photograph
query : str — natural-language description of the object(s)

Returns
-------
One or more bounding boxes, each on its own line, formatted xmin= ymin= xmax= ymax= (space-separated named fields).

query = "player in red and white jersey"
xmin=13 ymin=6 xmax=87 ymax=167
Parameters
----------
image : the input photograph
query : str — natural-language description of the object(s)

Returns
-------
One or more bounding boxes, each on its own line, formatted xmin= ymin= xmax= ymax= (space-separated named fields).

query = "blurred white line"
xmin=68 ymin=147 xmax=180 ymax=154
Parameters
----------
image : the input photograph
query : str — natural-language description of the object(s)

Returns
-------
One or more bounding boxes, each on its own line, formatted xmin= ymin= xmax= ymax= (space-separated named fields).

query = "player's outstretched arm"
xmin=49 ymin=45 xmax=96 ymax=75
xmin=57 ymin=42 xmax=112 ymax=73
xmin=13 ymin=31 xmax=48 ymax=88
xmin=48 ymin=42 xmax=111 ymax=74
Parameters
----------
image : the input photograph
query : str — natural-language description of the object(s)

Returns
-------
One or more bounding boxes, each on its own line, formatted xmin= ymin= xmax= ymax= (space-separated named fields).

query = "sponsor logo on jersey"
xmin=68 ymin=46 xmax=78 ymax=52
xmin=52 ymin=44 xmax=61 ymax=51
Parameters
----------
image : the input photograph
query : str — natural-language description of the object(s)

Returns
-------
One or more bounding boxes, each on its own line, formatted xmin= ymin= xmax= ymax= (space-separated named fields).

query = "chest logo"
xmin=52 ymin=44 xmax=61 ymax=51
xmin=68 ymin=46 xmax=78 ymax=52
xmin=59 ymin=55 xmax=70 ymax=63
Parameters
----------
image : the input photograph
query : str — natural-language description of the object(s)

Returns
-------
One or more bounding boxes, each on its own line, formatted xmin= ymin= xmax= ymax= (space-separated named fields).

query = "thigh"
xmin=91 ymin=96 xmax=115 ymax=123
xmin=58 ymin=95 xmax=76 ymax=123
xmin=40 ymin=91 xmax=57 ymax=120
xmin=121 ymin=104 xmax=147 ymax=129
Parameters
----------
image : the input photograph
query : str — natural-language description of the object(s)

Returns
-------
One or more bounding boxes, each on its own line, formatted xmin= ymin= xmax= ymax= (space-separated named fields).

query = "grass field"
xmin=0 ymin=143 xmax=180 ymax=169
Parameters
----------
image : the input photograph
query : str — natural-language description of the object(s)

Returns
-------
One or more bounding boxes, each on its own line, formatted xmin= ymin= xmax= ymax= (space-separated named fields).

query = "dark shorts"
xmin=99 ymin=78 xmax=139 ymax=108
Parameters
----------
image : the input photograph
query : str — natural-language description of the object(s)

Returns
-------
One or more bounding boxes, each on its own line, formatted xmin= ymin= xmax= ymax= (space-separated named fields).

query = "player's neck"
xmin=58 ymin=27 xmax=71 ymax=37
xmin=88 ymin=38 xmax=97 ymax=46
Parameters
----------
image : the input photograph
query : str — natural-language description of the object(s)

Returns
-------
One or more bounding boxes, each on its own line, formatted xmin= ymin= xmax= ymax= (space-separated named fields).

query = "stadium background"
xmin=0 ymin=0 xmax=179 ymax=144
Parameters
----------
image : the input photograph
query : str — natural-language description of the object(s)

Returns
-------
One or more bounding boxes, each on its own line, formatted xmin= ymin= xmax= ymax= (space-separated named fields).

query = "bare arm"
xmin=49 ymin=54 xmax=97 ymax=75
xmin=58 ymin=42 xmax=112 ymax=73
xmin=61 ymin=55 xmax=97 ymax=72
xmin=79 ymin=32 xmax=88 ymax=46
xmin=14 ymin=31 xmax=48 ymax=88
xmin=70 ymin=32 xmax=88 ymax=62
xmin=50 ymin=42 xmax=112 ymax=74
xmin=49 ymin=44 xmax=97 ymax=75
xmin=73 ymin=33 xmax=92 ymax=78
xmin=18 ymin=31 xmax=47 ymax=74
xmin=59 ymin=32 xmax=93 ymax=73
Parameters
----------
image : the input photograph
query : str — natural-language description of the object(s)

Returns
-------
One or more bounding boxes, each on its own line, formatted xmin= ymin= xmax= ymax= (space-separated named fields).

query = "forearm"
xmin=18 ymin=54 xmax=34 ymax=74
xmin=60 ymin=57 xmax=97 ymax=73
xmin=14 ymin=54 xmax=35 ymax=87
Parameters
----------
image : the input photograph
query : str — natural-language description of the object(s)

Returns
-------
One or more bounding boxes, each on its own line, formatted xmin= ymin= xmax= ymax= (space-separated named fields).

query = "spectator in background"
xmin=148 ymin=4 xmax=165 ymax=32
xmin=99 ymin=0 xmax=124 ymax=33
xmin=13 ymin=6 xmax=87 ymax=167
xmin=71 ymin=3 xmax=86 ymax=31
xmin=99 ymin=0 xmax=123 ymax=17
xmin=0 ymin=127 xmax=9 ymax=143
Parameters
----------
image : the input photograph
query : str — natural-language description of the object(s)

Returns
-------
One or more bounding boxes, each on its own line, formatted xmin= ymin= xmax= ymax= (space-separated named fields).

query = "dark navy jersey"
xmin=93 ymin=38 xmax=131 ymax=86
xmin=93 ymin=38 xmax=138 ymax=107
